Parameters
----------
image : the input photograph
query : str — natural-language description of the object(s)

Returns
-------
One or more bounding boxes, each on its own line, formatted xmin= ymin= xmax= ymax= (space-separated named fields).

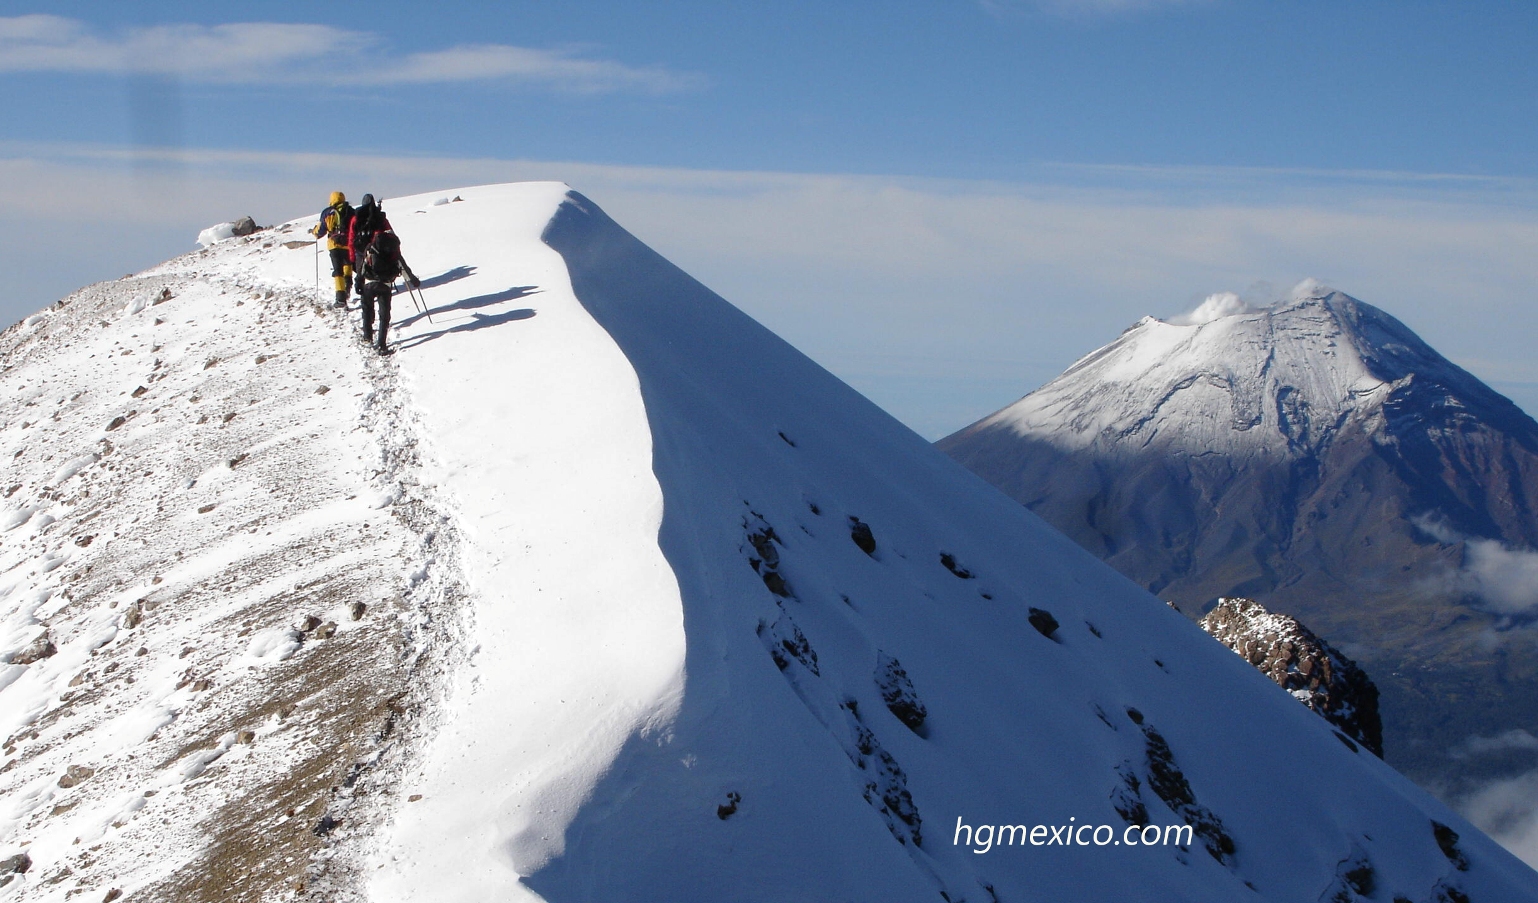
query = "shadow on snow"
xmin=398 ymin=285 xmax=541 ymax=328
xmin=395 ymin=308 xmax=537 ymax=350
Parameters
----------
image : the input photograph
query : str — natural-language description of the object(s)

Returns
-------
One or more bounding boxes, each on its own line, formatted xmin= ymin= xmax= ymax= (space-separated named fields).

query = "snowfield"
xmin=0 ymin=182 xmax=1535 ymax=901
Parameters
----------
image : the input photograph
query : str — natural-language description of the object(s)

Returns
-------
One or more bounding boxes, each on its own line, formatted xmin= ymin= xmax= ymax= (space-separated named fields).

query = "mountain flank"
xmin=939 ymin=284 xmax=1538 ymax=799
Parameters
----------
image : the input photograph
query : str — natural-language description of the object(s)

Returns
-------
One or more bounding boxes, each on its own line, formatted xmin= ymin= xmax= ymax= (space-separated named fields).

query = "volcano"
xmin=939 ymin=283 xmax=1538 ymax=801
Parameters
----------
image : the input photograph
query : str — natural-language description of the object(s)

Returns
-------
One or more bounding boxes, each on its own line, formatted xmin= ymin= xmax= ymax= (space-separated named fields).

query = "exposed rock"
xmin=1200 ymin=597 xmax=1383 ymax=757
xmin=1027 ymin=607 xmax=1059 ymax=639
xmin=745 ymin=521 xmax=780 ymax=572
xmin=849 ymin=517 xmax=877 ymax=556
xmin=230 ymin=216 xmax=260 ymax=237
xmin=1432 ymin=820 xmax=1470 ymax=871
xmin=57 ymin=764 xmax=94 ymax=788
xmin=1138 ymin=720 xmax=1235 ymax=865
xmin=9 ymin=632 xmax=57 ymax=665
xmin=743 ymin=514 xmax=791 ymax=597
xmin=939 ymin=552 xmax=973 ymax=579
xmin=874 ymin=653 xmax=927 ymax=735
xmin=0 ymin=852 xmax=30 ymax=874
xmin=1109 ymin=764 xmax=1148 ymax=827
xmin=757 ymin=611 xmax=819 ymax=675
xmin=716 ymin=791 xmax=741 ymax=820
xmin=1319 ymin=844 xmax=1376 ymax=903
xmin=759 ymin=571 xmax=788 ymax=597
xmin=841 ymin=700 xmax=921 ymax=847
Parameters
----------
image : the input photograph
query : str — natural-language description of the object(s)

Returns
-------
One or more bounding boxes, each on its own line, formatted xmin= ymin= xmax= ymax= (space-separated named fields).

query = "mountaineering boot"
xmin=361 ymin=328 xmax=373 ymax=345
xmin=334 ymin=289 xmax=347 ymax=308
xmin=375 ymin=341 xmax=394 ymax=356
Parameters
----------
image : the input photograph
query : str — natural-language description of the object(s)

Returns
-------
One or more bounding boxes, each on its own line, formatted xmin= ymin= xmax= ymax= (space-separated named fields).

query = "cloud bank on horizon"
xmin=3 ymin=141 xmax=1538 ymax=439
xmin=0 ymin=15 xmax=699 ymax=93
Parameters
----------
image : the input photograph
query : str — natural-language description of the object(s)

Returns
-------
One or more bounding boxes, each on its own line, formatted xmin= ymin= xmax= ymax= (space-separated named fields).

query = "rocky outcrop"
xmin=1200 ymin=597 xmax=1383 ymax=757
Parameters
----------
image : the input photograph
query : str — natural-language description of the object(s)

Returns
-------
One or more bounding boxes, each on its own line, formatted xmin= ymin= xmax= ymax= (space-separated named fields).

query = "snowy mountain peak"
xmin=974 ymin=282 xmax=1513 ymax=461
xmin=3 ymin=186 xmax=1536 ymax=901
xmin=940 ymin=280 xmax=1538 ymax=827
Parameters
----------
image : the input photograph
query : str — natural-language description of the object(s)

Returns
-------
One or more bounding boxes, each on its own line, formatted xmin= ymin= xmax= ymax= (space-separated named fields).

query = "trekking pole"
xmin=314 ymin=240 xmax=322 ymax=307
xmin=400 ymin=277 xmax=431 ymax=324
xmin=413 ymin=281 xmax=433 ymax=324
xmin=393 ymin=278 xmax=416 ymax=319
xmin=402 ymin=258 xmax=432 ymax=323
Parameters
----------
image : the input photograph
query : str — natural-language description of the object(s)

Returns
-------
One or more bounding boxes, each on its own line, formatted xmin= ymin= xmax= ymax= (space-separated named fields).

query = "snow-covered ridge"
xmin=2 ymin=183 xmax=1536 ymax=901
xmin=0 ymin=221 xmax=466 ymax=900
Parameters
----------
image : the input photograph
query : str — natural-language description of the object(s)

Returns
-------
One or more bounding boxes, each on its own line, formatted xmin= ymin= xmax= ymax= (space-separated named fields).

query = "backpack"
xmin=363 ymin=231 xmax=403 ymax=282
xmin=322 ymin=202 xmax=353 ymax=239
xmin=351 ymin=204 xmax=391 ymax=250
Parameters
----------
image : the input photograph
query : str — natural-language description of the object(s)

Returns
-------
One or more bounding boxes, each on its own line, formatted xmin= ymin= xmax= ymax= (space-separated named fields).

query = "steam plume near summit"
xmin=1166 ymin=291 xmax=1251 ymax=325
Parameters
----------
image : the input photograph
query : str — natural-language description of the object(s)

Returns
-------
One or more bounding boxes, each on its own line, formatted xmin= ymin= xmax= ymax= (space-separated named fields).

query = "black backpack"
xmin=364 ymin=231 xmax=403 ymax=282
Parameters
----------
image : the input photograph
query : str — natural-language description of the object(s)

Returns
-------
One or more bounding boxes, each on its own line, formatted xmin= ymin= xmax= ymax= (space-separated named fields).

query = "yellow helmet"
xmin=330 ymin=191 xmax=346 ymax=205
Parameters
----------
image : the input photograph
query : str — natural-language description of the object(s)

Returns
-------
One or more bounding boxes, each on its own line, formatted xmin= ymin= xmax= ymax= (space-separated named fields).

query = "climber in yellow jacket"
xmin=311 ymin=191 xmax=355 ymax=308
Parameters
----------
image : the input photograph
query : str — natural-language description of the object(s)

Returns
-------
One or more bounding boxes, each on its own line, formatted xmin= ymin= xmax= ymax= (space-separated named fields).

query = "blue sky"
xmin=10 ymin=1 xmax=1538 ymax=177
xmin=3 ymin=1 xmax=1538 ymax=436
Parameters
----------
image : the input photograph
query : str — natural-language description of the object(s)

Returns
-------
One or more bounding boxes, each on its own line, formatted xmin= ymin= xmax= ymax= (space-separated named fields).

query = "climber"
xmin=357 ymin=229 xmax=419 ymax=355
xmin=310 ymin=191 xmax=354 ymax=307
xmin=348 ymin=194 xmax=393 ymax=297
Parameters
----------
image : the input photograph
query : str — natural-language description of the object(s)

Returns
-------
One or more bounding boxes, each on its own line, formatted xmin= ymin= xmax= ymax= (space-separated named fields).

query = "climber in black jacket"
xmin=356 ymin=229 xmax=418 ymax=355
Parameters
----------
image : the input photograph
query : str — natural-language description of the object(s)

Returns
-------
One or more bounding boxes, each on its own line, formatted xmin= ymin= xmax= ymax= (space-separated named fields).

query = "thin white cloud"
xmin=1416 ymin=518 xmax=1538 ymax=616
xmin=358 ymin=44 xmax=699 ymax=92
xmin=1451 ymin=729 xmax=1538 ymax=759
xmin=1459 ymin=769 xmax=1538 ymax=869
xmin=0 ymin=15 xmax=697 ymax=92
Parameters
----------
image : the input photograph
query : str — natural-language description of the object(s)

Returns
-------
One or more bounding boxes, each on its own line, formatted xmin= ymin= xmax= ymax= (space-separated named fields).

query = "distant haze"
xmin=3 ymin=146 xmax=1537 ymax=441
